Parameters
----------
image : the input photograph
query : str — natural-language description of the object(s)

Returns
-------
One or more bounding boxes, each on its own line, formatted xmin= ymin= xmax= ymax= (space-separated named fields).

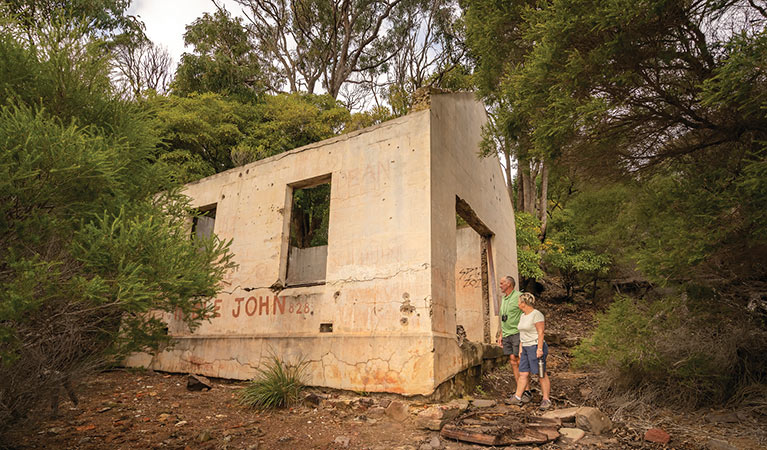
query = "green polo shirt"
xmin=500 ymin=290 xmax=522 ymax=337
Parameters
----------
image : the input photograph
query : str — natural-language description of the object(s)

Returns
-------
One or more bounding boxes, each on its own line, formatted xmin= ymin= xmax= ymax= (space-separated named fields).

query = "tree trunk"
xmin=516 ymin=168 xmax=524 ymax=212
xmin=538 ymin=161 xmax=549 ymax=238
xmin=519 ymin=158 xmax=536 ymax=214
xmin=504 ymin=146 xmax=514 ymax=207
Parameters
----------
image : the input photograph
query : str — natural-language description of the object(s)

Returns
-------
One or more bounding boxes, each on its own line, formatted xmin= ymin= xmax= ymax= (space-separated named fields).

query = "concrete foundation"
xmin=126 ymin=92 xmax=518 ymax=396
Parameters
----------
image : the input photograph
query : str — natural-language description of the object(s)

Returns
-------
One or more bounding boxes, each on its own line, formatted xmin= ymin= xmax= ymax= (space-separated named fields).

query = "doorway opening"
xmin=455 ymin=197 xmax=495 ymax=344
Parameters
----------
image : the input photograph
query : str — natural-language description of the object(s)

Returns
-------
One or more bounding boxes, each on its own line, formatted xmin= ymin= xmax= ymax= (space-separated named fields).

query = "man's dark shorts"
xmin=502 ymin=333 xmax=520 ymax=357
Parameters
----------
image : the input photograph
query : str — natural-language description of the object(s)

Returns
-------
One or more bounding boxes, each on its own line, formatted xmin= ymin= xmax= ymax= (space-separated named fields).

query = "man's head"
xmin=499 ymin=276 xmax=516 ymax=294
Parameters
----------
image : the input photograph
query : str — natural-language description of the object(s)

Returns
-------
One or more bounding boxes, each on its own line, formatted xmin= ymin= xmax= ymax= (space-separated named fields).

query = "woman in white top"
xmin=506 ymin=292 xmax=551 ymax=410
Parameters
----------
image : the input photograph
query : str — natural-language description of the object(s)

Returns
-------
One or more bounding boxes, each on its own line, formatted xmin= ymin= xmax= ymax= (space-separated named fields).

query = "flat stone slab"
xmin=558 ymin=427 xmax=586 ymax=444
xmin=470 ymin=399 xmax=497 ymax=408
xmin=542 ymin=407 xmax=579 ymax=422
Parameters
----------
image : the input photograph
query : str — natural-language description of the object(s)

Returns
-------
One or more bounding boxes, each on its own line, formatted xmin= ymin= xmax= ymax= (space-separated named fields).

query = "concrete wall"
xmin=126 ymin=93 xmax=517 ymax=396
xmin=454 ymin=226 xmax=484 ymax=343
xmin=286 ymin=245 xmax=328 ymax=285
xmin=428 ymin=92 xmax=519 ymax=388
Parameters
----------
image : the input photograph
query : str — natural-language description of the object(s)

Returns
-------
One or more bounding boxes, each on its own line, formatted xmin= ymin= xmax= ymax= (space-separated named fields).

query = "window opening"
xmin=286 ymin=177 xmax=331 ymax=286
xmin=192 ymin=204 xmax=217 ymax=239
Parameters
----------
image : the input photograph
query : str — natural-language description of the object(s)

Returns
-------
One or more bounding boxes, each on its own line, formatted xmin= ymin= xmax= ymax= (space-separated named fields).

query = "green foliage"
xmin=0 ymin=17 xmax=235 ymax=430
xmin=239 ymin=355 xmax=308 ymax=410
xmin=172 ymin=8 xmax=264 ymax=101
xmin=463 ymin=0 xmax=767 ymax=410
xmin=1 ymin=0 xmax=143 ymax=44
xmin=237 ymin=93 xmax=350 ymax=162
xmin=290 ymin=184 xmax=331 ymax=248
xmin=344 ymin=106 xmax=393 ymax=132
xmin=463 ymin=0 xmax=767 ymax=286
xmin=544 ymin=209 xmax=611 ymax=298
xmin=147 ymin=92 xmax=258 ymax=182
xmin=573 ymin=295 xmax=767 ymax=407
xmin=149 ymin=92 xmax=349 ymax=183
xmin=514 ymin=212 xmax=544 ymax=281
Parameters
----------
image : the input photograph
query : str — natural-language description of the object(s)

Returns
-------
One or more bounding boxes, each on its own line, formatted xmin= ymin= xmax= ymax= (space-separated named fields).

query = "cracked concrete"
xmin=328 ymin=262 xmax=430 ymax=286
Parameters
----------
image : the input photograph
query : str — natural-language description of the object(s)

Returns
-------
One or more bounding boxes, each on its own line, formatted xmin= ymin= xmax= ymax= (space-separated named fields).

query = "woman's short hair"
xmin=519 ymin=292 xmax=536 ymax=307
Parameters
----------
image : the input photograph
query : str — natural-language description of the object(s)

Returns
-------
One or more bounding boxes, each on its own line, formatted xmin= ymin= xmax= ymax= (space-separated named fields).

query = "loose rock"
xmin=644 ymin=428 xmax=670 ymax=444
xmin=303 ymin=392 xmax=321 ymax=407
xmin=542 ymin=407 xmax=578 ymax=422
xmin=416 ymin=404 xmax=463 ymax=431
xmin=333 ymin=435 xmax=351 ymax=448
xmin=708 ymin=438 xmax=738 ymax=450
xmin=368 ymin=406 xmax=386 ymax=418
xmin=385 ymin=400 xmax=410 ymax=422
xmin=575 ymin=407 xmax=612 ymax=435
xmin=357 ymin=397 xmax=374 ymax=407
xmin=470 ymin=399 xmax=497 ymax=408
xmin=186 ymin=374 xmax=212 ymax=391
xmin=558 ymin=427 xmax=586 ymax=444
xmin=197 ymin=430 xmax=213 ymax=442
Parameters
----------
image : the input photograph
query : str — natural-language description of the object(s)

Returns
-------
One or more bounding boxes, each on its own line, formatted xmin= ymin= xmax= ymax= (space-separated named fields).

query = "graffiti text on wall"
xmin=172 ymin=295 xmax=313 ymax=320
xmin=458 ymin=267 xmax=481 ymax=288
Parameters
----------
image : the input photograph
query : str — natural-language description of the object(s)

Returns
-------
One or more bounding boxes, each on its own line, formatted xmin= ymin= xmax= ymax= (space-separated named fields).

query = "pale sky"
xmin=128 ymin=0 xmax=243 ymax=70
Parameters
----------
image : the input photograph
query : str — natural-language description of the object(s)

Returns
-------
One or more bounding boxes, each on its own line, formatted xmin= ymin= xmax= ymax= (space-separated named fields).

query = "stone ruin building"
xmin=126 ymin=92 xmax=519 ymax=397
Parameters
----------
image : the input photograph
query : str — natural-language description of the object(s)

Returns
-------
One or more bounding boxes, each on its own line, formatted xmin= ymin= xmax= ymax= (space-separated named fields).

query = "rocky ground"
xmin=4 ymin=299 xmax=765 ymax=450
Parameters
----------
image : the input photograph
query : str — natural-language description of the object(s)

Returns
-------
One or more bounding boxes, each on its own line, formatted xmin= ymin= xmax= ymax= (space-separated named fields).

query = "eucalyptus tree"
xmin=173 ymin=7 xmax=266 ymax=101
xmin=112 ymin=38 xmax=173 ymax=98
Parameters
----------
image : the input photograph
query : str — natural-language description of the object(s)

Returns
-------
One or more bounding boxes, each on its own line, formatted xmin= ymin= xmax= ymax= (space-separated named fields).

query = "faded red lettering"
xmin=232 ymin=297 xmax=244 ymax=318
xmin=191 ymin=302 xmax=203 ymax=320
xmin=259 ymin=296 xmax=270 ymax=315
xmin=245 ymin=297 xmax=257 ymax=316
xmin=213 ymin=299 xmax=222 ymax=318
xmin=174 ymin=308 xmax=183 ymax=321
xmin=273 ymin=296 xmax=285 ymax=315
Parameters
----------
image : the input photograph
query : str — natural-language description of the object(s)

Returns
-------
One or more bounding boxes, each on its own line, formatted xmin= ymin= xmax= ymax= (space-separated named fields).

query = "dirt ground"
xmin=5 ymin=299 xmax=766 ymax=450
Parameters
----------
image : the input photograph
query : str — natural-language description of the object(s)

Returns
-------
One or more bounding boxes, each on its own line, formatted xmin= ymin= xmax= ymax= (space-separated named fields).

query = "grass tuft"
xmin=239 ymin=355 xmax=308 ymax=410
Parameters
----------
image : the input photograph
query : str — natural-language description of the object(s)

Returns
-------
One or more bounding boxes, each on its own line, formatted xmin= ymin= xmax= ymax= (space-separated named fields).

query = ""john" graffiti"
xmin=230 ymin=296 xmax=310 ymax=318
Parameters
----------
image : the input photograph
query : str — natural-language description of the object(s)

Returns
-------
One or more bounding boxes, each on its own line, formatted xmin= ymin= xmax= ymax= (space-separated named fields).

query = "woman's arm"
xmin=535 ymin=320 xmax=545 ymax=358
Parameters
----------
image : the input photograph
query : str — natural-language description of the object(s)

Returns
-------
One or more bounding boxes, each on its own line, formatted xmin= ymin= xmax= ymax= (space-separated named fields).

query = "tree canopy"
xmin=173 ymin=8 xmax=265 ymax=101
xmin=463 ymin=0 xmax=767 ymax=408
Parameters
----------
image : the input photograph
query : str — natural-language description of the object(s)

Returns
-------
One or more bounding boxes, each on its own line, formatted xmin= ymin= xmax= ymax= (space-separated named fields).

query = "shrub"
xmin=574 ymin=294 xmax=767 ymax=409
xmin=0 ymin=17 xmax=235 ymax=434
xmin=239 ymin=356 xmax=308 ymax=410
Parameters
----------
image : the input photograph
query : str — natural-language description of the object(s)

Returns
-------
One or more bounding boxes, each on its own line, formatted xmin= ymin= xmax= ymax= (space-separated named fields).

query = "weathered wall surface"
xmin=286 ymin=245 xmax=328 ymax=285
xmin=127 ymin=93 xmax=517 ymax=396
xmin=128 ymin=111 xmax=438 ymax=394
xmin=454 ymin=226 xmax=484 ymax=343
xmin=428 ymin=92 xmax=519 ymax=388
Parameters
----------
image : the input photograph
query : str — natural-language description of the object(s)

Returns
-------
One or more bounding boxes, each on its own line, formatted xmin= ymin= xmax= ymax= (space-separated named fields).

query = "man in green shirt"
xmin=498 ymin=276 xmax=531 ymax=403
